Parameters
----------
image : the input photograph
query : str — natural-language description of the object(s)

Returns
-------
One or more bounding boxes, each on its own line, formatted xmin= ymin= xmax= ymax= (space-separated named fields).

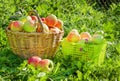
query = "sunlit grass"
xmin=0 ymin=0 xmax=120 ymax=80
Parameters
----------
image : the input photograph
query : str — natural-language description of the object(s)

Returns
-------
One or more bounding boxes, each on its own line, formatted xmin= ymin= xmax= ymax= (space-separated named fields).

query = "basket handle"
xmin=29 ymin=10 xmax=43 ymax=33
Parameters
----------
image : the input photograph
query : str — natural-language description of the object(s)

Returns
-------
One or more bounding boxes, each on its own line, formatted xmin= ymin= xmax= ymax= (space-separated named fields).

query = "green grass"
xmin=0 ymin=0 xmax=120 ymax=81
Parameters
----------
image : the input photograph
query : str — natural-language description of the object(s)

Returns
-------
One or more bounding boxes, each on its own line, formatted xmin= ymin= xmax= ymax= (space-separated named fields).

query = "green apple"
xmin=92 ymin=34 xmax=104 ymax=43
xmin=95 ymin=30 xmax=104 ymax=35
xmin=19 ymin=16 xmax=32 ymax=23
xmin=10 ymin=21 xmax=23 ymax=32
xmin=39 ymin=59 xmax=54 ymax=72
xmin=23 ymin=20 xmax=37 ymax=33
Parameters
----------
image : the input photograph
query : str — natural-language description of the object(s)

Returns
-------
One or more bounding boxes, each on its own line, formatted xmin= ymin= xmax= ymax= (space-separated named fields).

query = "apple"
xmin=19 ymin=16 xmax=32 ymax=23
xmin=55 ymin=19 xmax=63 ymax=29
xmin=28 ymin=56 xmax=42 ymax=68
xmin=40 ymin=17 xmax=46 ymax=23
xmin=10 ymin=21 xmax=23 ymax=32
xmin=23 ymin=20 xmax=37 ymax=33
xmin=49 ymin=27 xmax=61 ymax=33
xmin=95 ymin=30 xmax=104 ymax=35
xmin=36 ymin=23 xmax=49 ymax=33
xmin=92 ymin=34 xmax=104 ymax=43
xmin=39 ymin=59 xmax=54 ymax=72
xmin=67 ymin=29 xmax=81 ymax=42
xmin=45 ymin=14 xmax=58 ymax=27
xmin=31 ymin=15 xmax=38 ymax=22
xmin=80 ymin=32 xmax=91 ymax=41
xmin=43 ymin=23 xmax=49 ymax=33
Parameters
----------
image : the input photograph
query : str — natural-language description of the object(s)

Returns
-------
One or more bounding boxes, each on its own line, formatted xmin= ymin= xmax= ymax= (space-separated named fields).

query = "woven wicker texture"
xmin=6 ymin=28 xmax=64 ymax=58
xmin=62 ymin=38 xmax=107 ymax=65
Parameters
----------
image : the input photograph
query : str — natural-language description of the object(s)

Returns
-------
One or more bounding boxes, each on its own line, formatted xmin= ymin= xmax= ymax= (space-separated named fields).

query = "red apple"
xmin=80 ymin=32 xmax=91 ymax=41
xmin=55 ymin=19 xmax=63 ymax=29
xmin=28 ymin=56 xmax=42 ymax=68
xmin=39 ymin=59 xmax=54 ymax=72
xmin=49 ymin=27 xmax=61 ymax=33
xmin=31 ymin=15 xmax=38 ymax=22
xmin=67 ymin=29 xmax=81 ymax=42
xmin=45 ymin=14 xmax=58 ymax=27
xmin=40 ymin=17 xmax=46 ymax=23
xmin=10 ymin=21 xmax=23 ymax=32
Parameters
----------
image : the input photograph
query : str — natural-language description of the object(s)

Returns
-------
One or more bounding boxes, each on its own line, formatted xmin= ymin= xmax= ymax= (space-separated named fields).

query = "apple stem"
xmin=29 ymin=10 xmax=43 ymax=33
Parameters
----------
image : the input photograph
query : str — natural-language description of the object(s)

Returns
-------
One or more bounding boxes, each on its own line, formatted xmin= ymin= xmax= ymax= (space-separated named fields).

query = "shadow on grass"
xmin=0 ymin=48 xmax=24 ymax=66
xmin=0 ymin=48 xmax=25 ymax=80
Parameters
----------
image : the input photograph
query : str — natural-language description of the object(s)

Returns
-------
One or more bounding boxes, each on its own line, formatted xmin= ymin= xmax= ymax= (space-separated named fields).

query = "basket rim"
xmin=6 ymin=27 xmax=64 ymax=35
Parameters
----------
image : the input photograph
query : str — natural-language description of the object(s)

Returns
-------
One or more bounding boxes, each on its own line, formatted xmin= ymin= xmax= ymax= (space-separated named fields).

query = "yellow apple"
xmin=67 ymin=29 xmax=81 ymax=42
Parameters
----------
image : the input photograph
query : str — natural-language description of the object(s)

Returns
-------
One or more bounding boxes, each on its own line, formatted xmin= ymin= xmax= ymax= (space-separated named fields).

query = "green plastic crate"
xmin=61 ymin=38 xmax=107 ymax=65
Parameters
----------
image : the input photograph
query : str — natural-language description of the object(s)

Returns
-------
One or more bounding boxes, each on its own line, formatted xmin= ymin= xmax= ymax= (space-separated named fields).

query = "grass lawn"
xmin=0 ymin=0 xmax=120 ymax=81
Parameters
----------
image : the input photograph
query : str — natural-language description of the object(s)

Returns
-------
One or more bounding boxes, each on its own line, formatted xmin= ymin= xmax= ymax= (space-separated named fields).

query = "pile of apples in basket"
xmin=7 ymin=14 xmax=63 ymax=33
xmin=65 ymin=29 xmax=105 ymax=44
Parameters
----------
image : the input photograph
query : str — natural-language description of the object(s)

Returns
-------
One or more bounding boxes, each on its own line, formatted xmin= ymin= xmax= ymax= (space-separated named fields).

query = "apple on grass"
xmin=23 ymin=20 xmax=37 ymax=33
xmin=27 ymin=56 xmax=54 ymax=72
xmin=10 ymin=21 xmax=23 ymax=32
xmin=67 ymin=29 xmax=81 ymax=42
xmin=28 ymin=56 xmax=42 ymax=68
xmin=45 ymin=14 xmax=58 ymax=27
xmin=39 ymin=59 xmax=54 ymax=72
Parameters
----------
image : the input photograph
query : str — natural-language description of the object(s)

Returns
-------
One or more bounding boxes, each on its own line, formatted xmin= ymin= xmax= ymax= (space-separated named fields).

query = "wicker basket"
xmin=6 ymin=10 xmax=64 ymax=59
xmin=62 ymin=38 xmax=107 ymax=65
